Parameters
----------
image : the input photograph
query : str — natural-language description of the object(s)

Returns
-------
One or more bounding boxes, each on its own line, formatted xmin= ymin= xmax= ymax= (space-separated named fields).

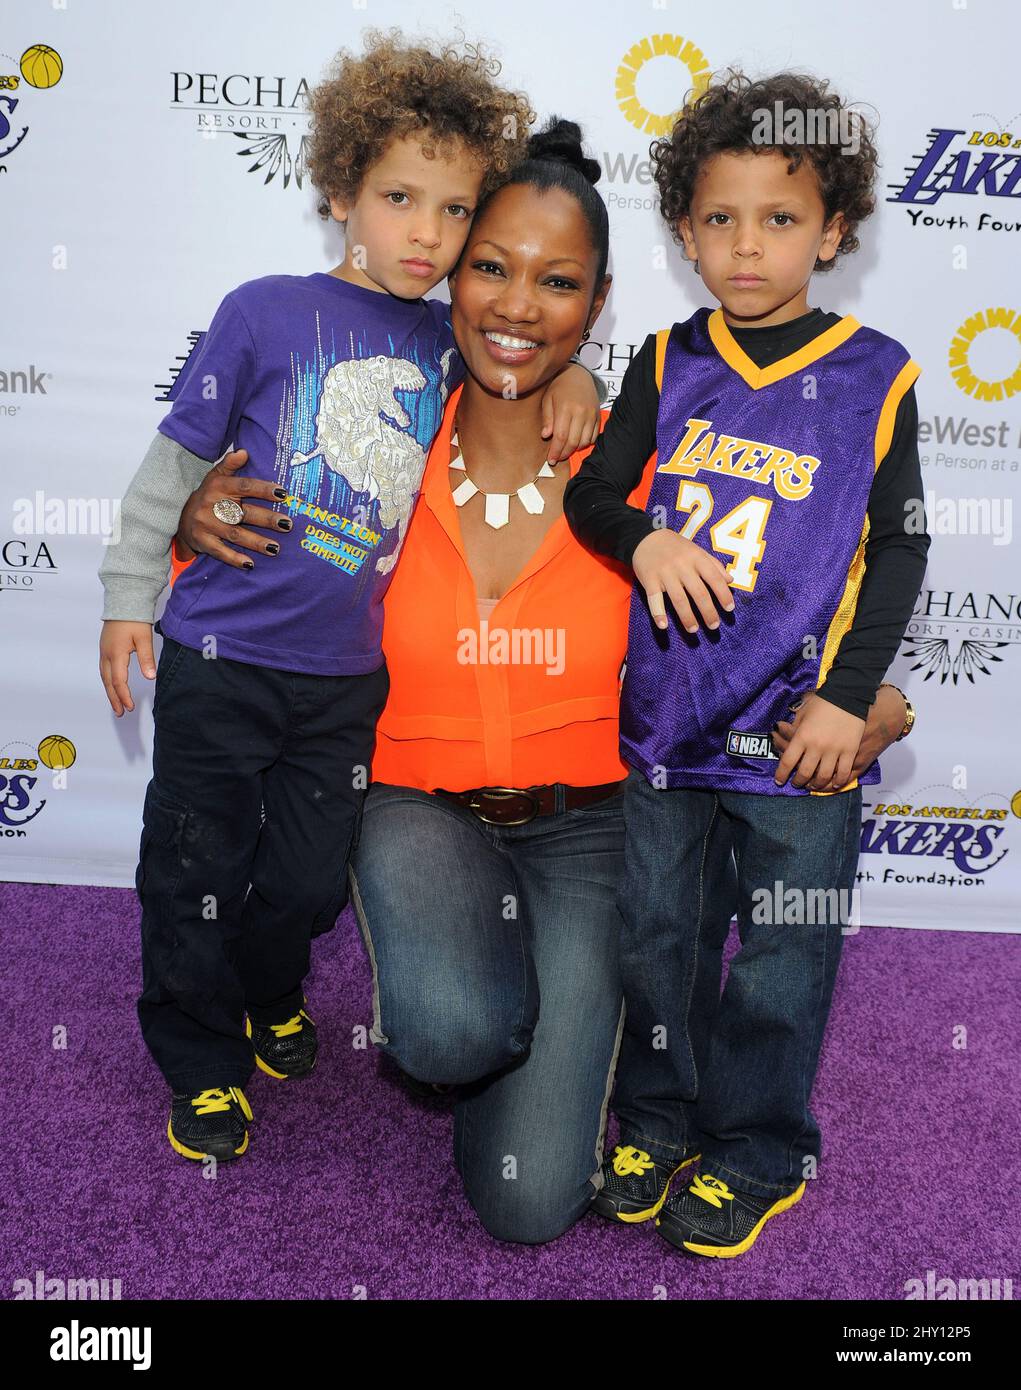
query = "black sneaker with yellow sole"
xmin=167 ymin=1086 xmax=253 ymax=1161
xmin=656 ymin=1171 xmax=806 ymax=1257
xmin=591 ymin=1144 xmax=700 ymax=1223
xmin=245 ymin=1005 xmax=317 ymax=1079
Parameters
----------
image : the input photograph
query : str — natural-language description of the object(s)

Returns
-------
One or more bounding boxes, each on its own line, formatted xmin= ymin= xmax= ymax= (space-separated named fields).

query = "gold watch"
xmin=880 ymin=682 xmax=915 ymax=740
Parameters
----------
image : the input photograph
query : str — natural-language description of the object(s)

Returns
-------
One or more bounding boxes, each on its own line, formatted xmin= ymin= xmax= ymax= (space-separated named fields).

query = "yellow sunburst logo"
xmin=948 ymin=307 xmax=1021 ymax=401
xmin=615 ymin=34 xmax=711 ymax=137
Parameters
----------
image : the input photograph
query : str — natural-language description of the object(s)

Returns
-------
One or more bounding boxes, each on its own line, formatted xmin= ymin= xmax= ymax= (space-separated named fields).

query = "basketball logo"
xmin=1011 ymin=790 xmax=1021 ymax=820
xmin=38 ymin=734 xmax=76 ymax=771
xmin=20 ymin=44 xmax=62 ymax=90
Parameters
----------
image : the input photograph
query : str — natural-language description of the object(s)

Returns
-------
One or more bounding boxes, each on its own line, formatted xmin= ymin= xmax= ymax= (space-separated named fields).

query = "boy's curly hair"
xmin=307 ymin=28 xmax=535 ymax=217
xmin=652 ymin=70 xmax=879 ymax=271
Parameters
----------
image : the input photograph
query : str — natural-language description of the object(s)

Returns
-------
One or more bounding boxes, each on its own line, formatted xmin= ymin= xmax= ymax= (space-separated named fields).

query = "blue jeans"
xmin=349 ymin=782 xmax=629 ymax=1245
xmin=614 ymin=769 xmax=862 ymax=1198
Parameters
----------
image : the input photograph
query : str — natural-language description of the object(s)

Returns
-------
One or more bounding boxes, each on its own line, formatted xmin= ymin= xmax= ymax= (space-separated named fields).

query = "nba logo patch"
xmin=726 ymin=729 xmax=778 ymax=760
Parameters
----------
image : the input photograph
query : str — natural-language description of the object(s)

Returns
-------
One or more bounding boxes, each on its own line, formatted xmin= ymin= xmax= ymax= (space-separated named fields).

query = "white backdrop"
xmin=3 ymin=0 xmax=1019 ymax=931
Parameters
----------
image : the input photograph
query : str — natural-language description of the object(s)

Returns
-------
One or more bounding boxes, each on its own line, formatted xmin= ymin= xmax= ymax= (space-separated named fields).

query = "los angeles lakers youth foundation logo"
xmin=0 ymin=733 xmax=76 ymax=838
xmin=0 ymin=43 xmax=63 ymax=168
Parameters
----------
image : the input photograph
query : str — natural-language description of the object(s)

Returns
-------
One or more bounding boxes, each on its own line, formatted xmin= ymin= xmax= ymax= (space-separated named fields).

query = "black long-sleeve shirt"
xmin=563 ymin=309 xmax=931 ymax=720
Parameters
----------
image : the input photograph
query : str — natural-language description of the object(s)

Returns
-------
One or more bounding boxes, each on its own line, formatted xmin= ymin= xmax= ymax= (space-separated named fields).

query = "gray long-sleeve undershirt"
xmin=98 ymin=431 xmax=216 ymax=623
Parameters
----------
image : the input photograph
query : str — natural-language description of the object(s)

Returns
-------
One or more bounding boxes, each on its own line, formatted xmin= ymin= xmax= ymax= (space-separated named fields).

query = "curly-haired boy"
xmin=565 ymin=70 xmax=928 ymax=1255
xmin=98 ymin=30 xmax=599 ymax=1163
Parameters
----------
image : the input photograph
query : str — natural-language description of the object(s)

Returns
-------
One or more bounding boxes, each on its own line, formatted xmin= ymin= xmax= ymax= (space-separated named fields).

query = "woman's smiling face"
xmin=449 ymin=181 xmax=609 ymax=398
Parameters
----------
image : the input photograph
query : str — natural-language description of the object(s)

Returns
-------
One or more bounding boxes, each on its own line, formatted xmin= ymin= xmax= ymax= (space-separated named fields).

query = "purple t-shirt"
xmin=158 ymin=272 xmax=462 ymax=674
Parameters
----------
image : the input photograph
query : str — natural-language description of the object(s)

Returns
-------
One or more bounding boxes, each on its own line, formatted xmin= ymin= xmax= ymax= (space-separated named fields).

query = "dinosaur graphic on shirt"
xmin=288 ymin=349 xmax=456 ymax=573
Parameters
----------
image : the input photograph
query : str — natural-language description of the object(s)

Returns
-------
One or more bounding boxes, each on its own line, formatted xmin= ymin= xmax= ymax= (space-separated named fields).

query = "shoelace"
xmin=190 ymin=1086 xmax=252 ymax=1121
xmin=689 ymin=1173 xmax=733 ymax=1209
xmin=191 ymin=1088 xmax=233 ymax=1115
xmin=269 ymin=1013 xmax=304 ymax=1038
xmin=611 ymin=1145 xmax=656 ymax=1177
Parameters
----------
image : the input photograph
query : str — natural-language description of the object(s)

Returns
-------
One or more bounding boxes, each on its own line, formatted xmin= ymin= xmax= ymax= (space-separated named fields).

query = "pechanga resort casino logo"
xmin=0 ymin=43 xmax=62 ymax=173
xmin=0 ymin=734 xmax=76 ymax=841
xmin=170 ymin=70 xmax=310 ymax=189
xmin=0 ymin=537 xmax=57 ymax=596
xmin=888 ymin=123 xmax=1021 ymax=232
xmin=902 ymin=589 xmax=1020 ymax=684
xmin=575 ymin=337 xmax=642 ymax=403
xmin=858 ymin=790 xmax=1014 ymax=889
xmin=614 ymin=34 xmax=710 ymax=137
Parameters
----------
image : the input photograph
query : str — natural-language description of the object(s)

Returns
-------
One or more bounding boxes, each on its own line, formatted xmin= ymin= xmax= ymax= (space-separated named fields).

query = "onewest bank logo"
xmin=948 ymin=308 xmax=1021 ymax=402
xmin=615 ymin=34 xmax=710 ymax=136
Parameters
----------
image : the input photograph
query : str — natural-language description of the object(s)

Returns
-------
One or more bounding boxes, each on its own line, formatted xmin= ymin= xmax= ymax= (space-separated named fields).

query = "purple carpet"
xmin=1 ymin=882 xmax=1017 ymax=1301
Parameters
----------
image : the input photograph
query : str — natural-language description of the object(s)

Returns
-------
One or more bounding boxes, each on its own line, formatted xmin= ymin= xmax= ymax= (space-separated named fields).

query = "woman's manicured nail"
xmin=266 ymin=542 xmax=280 ymax=555
xmin=277 ymin=517 xmax=292 ymax=531
xmin=243 ymin=560 xmax=255 ymax=570
xmin=273 ymin=488 xmax=287 ymax=501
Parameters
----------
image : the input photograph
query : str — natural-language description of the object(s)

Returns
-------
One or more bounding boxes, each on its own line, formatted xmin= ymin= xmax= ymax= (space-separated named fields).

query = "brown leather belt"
xmin=432 ymin=780 xmax=625 ymax=826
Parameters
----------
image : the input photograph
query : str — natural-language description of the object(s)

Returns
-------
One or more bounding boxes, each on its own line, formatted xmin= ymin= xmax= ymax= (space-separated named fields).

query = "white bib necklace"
xmin=449 ymin=427 xmax=556 ymax=530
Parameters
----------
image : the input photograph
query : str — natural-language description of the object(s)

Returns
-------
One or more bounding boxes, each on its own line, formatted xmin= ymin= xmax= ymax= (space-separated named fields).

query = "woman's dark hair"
xmin=476 ymin=116 xmax=610 ymax=287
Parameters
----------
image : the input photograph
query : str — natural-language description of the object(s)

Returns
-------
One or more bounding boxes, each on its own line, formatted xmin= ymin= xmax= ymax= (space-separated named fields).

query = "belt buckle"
xmin=468 ymin=786 xmax=540 ymax=826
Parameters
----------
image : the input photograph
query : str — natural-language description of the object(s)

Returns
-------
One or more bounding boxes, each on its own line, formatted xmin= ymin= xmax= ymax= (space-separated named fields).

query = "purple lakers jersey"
xmin=620 ymin=307 xmax=919 ymax=795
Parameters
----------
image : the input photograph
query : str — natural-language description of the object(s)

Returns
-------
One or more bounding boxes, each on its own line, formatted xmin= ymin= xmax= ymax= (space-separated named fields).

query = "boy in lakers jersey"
xmin=565 ymin=71 xmax=928 ymax=1256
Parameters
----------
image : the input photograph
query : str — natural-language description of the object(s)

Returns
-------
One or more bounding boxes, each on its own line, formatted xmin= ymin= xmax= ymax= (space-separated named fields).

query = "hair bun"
xmin=527 ymin=116 xmax=601 ymax=186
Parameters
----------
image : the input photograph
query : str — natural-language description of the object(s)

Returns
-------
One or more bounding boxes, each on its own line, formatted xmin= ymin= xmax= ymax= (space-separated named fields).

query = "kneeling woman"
xmin=177 ymin=120 xmax=908 ymax=1245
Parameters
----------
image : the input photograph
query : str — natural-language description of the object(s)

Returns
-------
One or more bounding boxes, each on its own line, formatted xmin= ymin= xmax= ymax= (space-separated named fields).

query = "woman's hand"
xmin=540 ymin=361 xmax=602 ymax=461
xmin=178 ymin=449 xmax=293 ymax=568
xmin=632 ymin=528 xmax=735 ymax=632
xmin=772 ymin=684 xmax=910 ymax=791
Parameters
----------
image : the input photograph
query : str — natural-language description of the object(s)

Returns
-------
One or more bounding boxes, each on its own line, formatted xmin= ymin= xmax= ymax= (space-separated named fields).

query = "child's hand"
xmin=540 ymin=361 xmax=601 ymax=461
xmin=772 ymin=691 xmax=866 ymax=790
xmin=773 ymin=683 xmax=907 ymax=790
xmin=100 ymin=620 xmax=156 ymax=717
xmin=632 ymin=529 xmax=735 ymax=633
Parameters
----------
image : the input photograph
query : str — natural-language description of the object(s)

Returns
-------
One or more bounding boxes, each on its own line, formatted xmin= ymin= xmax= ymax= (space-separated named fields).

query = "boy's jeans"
xmin=614 ymin=768 xmax=862 ymax=1199
xmin=136 ymin=635 xmax=389 ymax=1093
